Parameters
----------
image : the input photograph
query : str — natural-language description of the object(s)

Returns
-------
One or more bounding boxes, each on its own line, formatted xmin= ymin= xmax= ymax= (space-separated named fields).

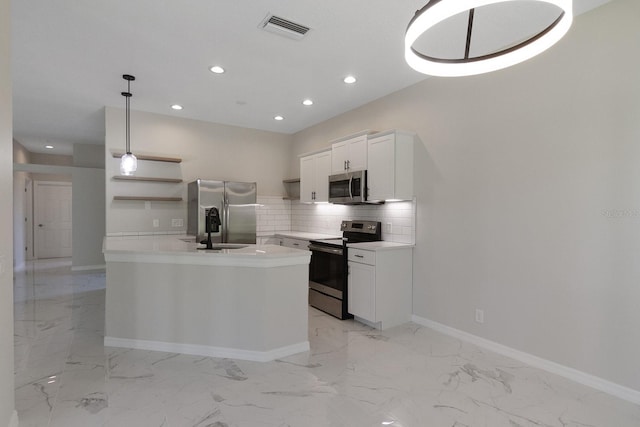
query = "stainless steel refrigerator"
xmin=187 ymin=179 xmax=257 ymax=244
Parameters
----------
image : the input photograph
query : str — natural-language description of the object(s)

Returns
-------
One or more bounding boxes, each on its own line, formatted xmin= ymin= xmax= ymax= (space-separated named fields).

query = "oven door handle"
xmin=308 ymin=244 xmax=344 ymax=256
xmin=348 ymin=175 xmax=353 ymax=200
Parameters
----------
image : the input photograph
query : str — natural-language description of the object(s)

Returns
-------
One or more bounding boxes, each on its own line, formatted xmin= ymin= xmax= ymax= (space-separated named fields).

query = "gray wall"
xmin=289 ymin=0 xmax=640 ymax=391
xmin=105 ymin=107 xmax=293 ymax=234
xmin=0 ymin=0 xmax=17 ymax=425
xmin=29 ymin=151 xmax=72 ymax=182
xmin=72 ymin=144 xmax=105 ymax=268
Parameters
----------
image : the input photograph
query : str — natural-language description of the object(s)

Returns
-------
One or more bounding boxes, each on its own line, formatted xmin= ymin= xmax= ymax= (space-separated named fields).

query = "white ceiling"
xmin=12 ymin=0 xmax=611 ymax=155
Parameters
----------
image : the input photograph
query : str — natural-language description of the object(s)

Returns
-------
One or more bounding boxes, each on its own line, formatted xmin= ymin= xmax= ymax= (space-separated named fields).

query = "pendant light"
xmin=405 ymin=0 xmax=573 ymax=77
xmin=120 ymin=74 xmax=137 ymax=175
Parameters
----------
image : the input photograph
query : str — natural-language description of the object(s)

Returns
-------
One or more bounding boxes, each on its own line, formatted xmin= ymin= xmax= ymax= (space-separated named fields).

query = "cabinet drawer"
xmin=283 ymin=237 xmax=309 ymax=250
xmin=348 ymin=248 xmax=375 ymax=265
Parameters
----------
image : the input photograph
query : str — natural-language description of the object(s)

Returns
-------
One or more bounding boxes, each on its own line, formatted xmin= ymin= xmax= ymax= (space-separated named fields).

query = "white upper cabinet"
xmin=367 ymin=130 xmax=416 ymax=202
xmin=300 ymin=150 xmax=331 ymax=203
xmin=331 ymin=132 xmax=369 ymax=174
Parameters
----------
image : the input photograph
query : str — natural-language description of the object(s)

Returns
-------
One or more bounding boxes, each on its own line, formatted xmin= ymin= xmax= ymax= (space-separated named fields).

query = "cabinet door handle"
xmin=293 ymin=243 xmax=299 ymax=246
xmin=344 ymin=160 xmax=347 ymax=170
xmin=347 ymin=160 xmax=350 ymax=169
xmin=354 ymin=254 xmax=364 ymax=258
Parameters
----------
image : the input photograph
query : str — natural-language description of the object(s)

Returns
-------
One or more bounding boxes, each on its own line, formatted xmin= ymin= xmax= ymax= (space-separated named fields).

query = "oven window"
xmin=309 ymin=250 xmax=344 ymax=291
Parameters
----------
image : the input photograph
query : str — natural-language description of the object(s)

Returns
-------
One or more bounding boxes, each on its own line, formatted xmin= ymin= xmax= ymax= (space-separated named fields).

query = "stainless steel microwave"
xmin=328 ymin=170 xmax=367 ymax=204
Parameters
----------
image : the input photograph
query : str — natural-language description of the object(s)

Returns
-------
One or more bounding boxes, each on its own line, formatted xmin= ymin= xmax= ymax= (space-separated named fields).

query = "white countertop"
xmin=273 ymin=231 xmax=341 ymax=241
xmin=103 ymin=235 xmax=310 ymax=268
xmin=347 ymin=241 xmax=414 ymax=251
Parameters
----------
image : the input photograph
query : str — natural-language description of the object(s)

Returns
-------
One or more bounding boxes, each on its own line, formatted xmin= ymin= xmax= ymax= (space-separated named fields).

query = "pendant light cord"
xmin=126 ymin=80 xmax=130 ymax=154
xmin=121 ymin=74 xmax=135 ymax=154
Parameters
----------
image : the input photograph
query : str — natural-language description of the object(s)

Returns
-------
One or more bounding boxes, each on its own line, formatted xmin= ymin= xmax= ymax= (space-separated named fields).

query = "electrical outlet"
xmin=385 ymin=222 xmax=392 ymax=234
xmin=153 ymin=219 xmax=159 ymax=228
xmin=171 ymin=218 xmax=183 ymax=227
xmin=475 ymin=309 xmax=484 ymax=324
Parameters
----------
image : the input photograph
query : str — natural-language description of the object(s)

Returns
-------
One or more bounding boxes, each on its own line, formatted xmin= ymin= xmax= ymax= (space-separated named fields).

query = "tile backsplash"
xmin=258 ymin=196 xmax=416 ymax=244
xmin=256 ymin=196 xmax=292 ymax=235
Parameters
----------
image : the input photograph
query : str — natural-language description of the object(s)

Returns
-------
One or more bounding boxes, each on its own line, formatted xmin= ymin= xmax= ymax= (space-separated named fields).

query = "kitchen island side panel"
xmin=105 ymin=262 xmax=308 ymax=355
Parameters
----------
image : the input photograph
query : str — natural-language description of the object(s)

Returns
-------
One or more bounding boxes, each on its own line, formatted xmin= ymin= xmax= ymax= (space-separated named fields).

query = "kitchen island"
xmin=103 ymin=235 xmax=311 ymax=362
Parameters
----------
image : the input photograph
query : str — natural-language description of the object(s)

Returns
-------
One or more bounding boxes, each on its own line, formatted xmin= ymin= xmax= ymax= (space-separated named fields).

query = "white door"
xmin=348 ymin=261 xmax=376 ymax=321
xmin=34 ymin=181 xmax=72 ymax=259
xmin=331 ymin=141 xmax=348 ymax=174
xmin=300 ymin=155 xmax=315 ymax=203
xmin=313 ymin=151 xmax=332 ymax=202
xmin=345 ymin=135 xmax=368 ymax=172
xmin=367 ymin=134 xmax=395 ymax=201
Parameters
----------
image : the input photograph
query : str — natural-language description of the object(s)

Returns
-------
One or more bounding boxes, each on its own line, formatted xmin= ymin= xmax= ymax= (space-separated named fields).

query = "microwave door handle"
xmin=348 ymin=176 xmax=353 ymax=199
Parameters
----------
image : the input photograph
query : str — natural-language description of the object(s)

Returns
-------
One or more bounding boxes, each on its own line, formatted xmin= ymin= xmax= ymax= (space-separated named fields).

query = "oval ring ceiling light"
xmin=405 ymin=0 xmax=573 ymax=77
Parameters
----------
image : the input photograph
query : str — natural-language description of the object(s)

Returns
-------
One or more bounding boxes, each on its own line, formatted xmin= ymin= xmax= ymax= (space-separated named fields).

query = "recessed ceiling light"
xmin=302 ymin=99 xmax=313 ymax=106
xmin=170 ymin=104 xmax=183 ymax=110
xmin=274 ymin=115 xmax=284 ymax=121
xmin=45 ymin=145 xmax=54 ymax=149
xmin=343 ymin=75 xmax=357 ymax=84
xmin=209 ymin=65 xmax=225 ymax=74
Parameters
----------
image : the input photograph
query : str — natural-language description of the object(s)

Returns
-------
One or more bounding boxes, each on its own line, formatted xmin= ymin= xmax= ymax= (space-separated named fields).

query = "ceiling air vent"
xmin=259 ymin=14 xmax=310 ymax=40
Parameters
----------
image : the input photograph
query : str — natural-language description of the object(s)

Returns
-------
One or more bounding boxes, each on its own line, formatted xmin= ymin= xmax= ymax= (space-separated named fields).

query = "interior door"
xmin=34 ymin=181 xmax=72 ymax=259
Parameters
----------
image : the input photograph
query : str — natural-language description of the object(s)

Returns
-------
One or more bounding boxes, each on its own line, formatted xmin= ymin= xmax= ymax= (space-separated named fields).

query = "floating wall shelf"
xmin=111 ymin=152 xmax=182 ymax=163
xmin=112 ymin=176 xmax=183 ymax=183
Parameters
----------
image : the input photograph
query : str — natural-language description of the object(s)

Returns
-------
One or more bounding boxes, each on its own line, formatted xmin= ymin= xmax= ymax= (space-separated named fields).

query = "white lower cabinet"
xmin=260 ymin=236 xmax=280 ymax=245
xmin=281 ymin=237 xmax=309 ymax=250
xmin=348 ymin=260 xmax=376 ymax=321
xmin=348 ymin=246 xmax=413 ymax=329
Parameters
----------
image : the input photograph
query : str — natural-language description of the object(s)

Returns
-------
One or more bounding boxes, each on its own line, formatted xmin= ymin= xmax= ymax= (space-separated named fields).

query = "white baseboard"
xmin=104 ymin=336 xmax=310 ymax=362
xmin=8 ymin=410 xmax=18 ymax=427
xmin=411 ymin=315 xmax=640 ymax=406
xmin=71 ymin=264 xmax=106 ymax=271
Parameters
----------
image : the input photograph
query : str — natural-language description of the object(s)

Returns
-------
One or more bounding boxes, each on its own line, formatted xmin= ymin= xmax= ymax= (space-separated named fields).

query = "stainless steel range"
xmin=308 ymin=220 xmax=382 ymax=319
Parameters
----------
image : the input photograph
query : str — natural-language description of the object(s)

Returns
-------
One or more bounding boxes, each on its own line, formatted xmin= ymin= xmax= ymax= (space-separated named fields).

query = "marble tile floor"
xmin=14 ymin=259 xmax=640 ymax=427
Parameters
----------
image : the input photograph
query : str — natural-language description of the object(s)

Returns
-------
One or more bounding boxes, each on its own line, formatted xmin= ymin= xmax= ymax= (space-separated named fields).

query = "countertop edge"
xmin=347 ymin=242 xmax=415 ymax=251
xmin=272 ymin=231 xmax=341 ymax=240
xmin=104 ymin=251 xmax=310 ymax=268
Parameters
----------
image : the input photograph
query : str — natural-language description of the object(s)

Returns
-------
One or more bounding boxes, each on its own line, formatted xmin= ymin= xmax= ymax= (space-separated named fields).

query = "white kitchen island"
xmin=103 ymin=235 xmax=311 ymax=362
